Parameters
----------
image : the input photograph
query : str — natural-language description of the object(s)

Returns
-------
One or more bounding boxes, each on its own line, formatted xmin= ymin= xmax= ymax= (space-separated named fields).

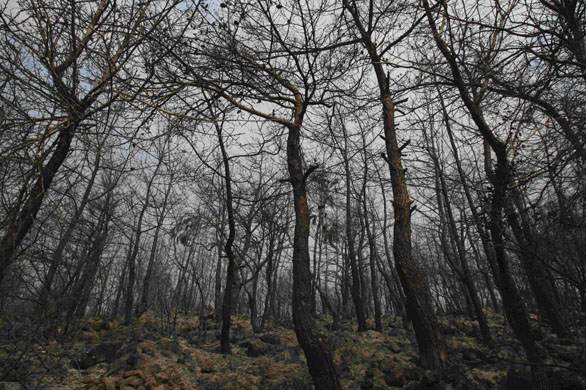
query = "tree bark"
xmin=288 ymin=105 xmax=341 ymax=389
xmin=422 ymin=2 xmax=550 ymax=385
xmin=140 ymin=167 xmax=173 ymax=315
xmin=38 ymin=142 xmax=102 ymax=313
xmin=361 ymin=152 xmax=382 ymax=331
xmin=339 ymin=113 xmax=367 ymax=332
xmin=0 ymin=124 xmax=76 ymax=287
xmin=214 ymin=113 xmax=238 ymax=355
xmin=426 ymin=130 xmax=492 ymax=345
xmin=344 ymin=0 xmax=446 ymax=368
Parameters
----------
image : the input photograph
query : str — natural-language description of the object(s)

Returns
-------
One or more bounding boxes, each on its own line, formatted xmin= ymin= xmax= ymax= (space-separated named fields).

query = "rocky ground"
xmin=1 ymin=311 xmax=586 ymax=390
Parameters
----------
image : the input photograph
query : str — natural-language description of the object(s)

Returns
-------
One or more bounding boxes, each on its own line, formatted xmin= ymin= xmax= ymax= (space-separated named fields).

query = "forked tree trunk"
xmin=288 ymin=108 xmax=341 ymax=389
xmin=0 ymin=125 xmax=76 ymax=288
xmin=426 ymin=132 xmax=492 ymax=345
xmin=505 ymin=190 xmax=572 ymax=338
xmin=422 ymin=2 xmax=551 ymax=386
xmin=214 ymin=114 xmax=237 ymax=355
xmin=39 ymin=143 xmax=102 ymax=313
xmin=344 ymin=0 xmax=446 ymax=368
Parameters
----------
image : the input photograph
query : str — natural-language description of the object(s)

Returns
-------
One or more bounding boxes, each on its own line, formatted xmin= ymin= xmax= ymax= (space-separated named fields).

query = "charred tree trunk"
xmin=38 ymin=143 xmax=102 ymax=313
xmin=214 ymin=114 xmax=237 ymax=355
xmin=140 ymin=170 xmax=172 ymax=315
xmin=214 ymin=224 xmax=225 ymax=324
xmin=505 ymin=190 xmax=572 ymax=338
xmin=339 ymin=114 xmax=367 ymax=332
xmin=426 ymin=130 xmax=492 ymax=345
xmin=287 ymin=103 xmax=341 ymax=389
xmin=361 ymin=152 xmax=382 ymax=331
xmin=0 ymin=124 xmax=76 ymax=288
xmin=423 ymin=2 xmax=550 ymax=385
xmin=344 ymin=0 xmax=446 ymax=368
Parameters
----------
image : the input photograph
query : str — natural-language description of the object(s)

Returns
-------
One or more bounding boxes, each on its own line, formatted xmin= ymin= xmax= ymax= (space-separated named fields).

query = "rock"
xmin=122 ymin=370 xmax=143 ymax=378
xmin=570 ymin=347 xmax=586 ymax=373
xmin=531 ymin=327 xmax=546 ymax=341
xmin=102 ymin=377 xmax=117 ymax=390
xmin=286 ymin=346 xmax=303 ymax=363
xmin=558 ymin=338 xmax=575 ymax=346
xmin=461 ymin=349 xmax=483 ymax=367
xmin=200 ymin=360 xmax=215 ymax=373
xmin=81 ymin=376 xmax=100 ymax=385
xmin=76 ymin=340 xmax=125 ymax=369
xmin=462 ymin=349 xmax=478 ymax=361
xmin=551 ymin=348 xmax=578 ymax=362
xmin=384 ymin=371 xmax=406 ymax=387
xmin=505 ymin=367 xmax=533 ymax=390
xmin=105 ymin=342 xmax=142 ymax=375
xmin=550 ymin=369 xmax=586 ymax=390
xmin=404 ymin=367 xmax=423 ymax=381
xmin=95 ymin=340 xmax=125 ymax=359
xmin=145 ymin=363 xmax=162 ymax=374
xmin=229 ymin=332 xmax=246 ymax=343
xmin=124 ymin=376 xmax=143 ymax=386
xmin=0 ymin=383 xmax=21 ymax=390
xmin=389 ymin=341 xmax=402 ymax=354
xmin=360 ymin=365 xmax=375 ymax=389
xmin=155 ymin=372 xmax=171 ymax=383
xmin=338 ymin=322 xmax=352 ymax=332
xmin=442 ymin=319 xmax=462 ymax=336
xmin=387 ymin=327 xmax=404 ymax=338
xmin=441 ymin=365 xmax=462 ymax=384
xmin=142 ymin=371 xmax=157 ymax=388
xmin=240 ymin=339 xmax=268 ymax=357
xmin=407 ymin=381 xmax=446 ymax=390
xmin=422 ymin=370 xmax=442 ymax=386
xmin=507 ymin=366 xmax=586 ymax=390
xmin=160 ymin=338 xmax=181 ymax=355
xmin=259 ymin=333 xmax=281 ymax=345
xmin=326 ymin=334 xmax=345 ymax=353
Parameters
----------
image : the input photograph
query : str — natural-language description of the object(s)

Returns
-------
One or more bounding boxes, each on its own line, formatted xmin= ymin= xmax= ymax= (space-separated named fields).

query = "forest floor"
xmin=1 ymin=310 xmax=586 ymax=390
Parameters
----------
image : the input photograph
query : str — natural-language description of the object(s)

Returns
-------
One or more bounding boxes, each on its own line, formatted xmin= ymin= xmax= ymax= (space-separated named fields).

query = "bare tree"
xmin=343 ymin=0 xmax=447 ymax=369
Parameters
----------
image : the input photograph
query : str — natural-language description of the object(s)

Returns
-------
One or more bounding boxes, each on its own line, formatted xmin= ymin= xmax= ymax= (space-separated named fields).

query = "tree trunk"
xmin=214 ymin=113 xmax=238 ymax=355
xmin=140 ymin=171 xmax=173 ymax=314
xmin=422 ymin=2 xmax=551 ymax=384
xmin=0 ymin=125 xmax=76 ymax=288
xmin=361 ymin=157 xmax=382 ymax=331
xmin=214 ymin=226 xmax=225 ymax=323
xmin=287 ymin=106 xmax=341 ymax=389
xmin=339 ymin=114 xmax=367 ymax=332
xmin=39 ymin=143 xmax=102 ymax=313
xmin=427 ymin=133 xmax=492 ymax=345
xmin=344 ymin=0 xmax=446 ymax=367
xmin=505 ymin=190 xmax=572 ymax=338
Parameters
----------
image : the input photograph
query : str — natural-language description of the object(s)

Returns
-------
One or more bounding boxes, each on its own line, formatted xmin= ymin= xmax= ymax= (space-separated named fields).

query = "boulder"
xmin=76 ymin=340 xmax=124 ymax=369
xmin=505 ymin=367 xmax=533 ymax=390
xmin=384 ymin=371 xmax=406 ymax=387
xmin=259 ymin=333 xmax=281 ymax=345
xmin=360 ymin=365 xmax=375 ymax=389
xmin=550 ymin=369 xmax=586 ymax=390
xmin=245 ymin=339 xmax=268 ymax=357
xmin=404 ymin=367 xmax=423 ymax=381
